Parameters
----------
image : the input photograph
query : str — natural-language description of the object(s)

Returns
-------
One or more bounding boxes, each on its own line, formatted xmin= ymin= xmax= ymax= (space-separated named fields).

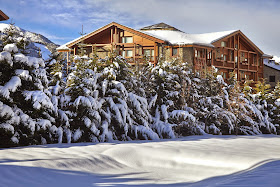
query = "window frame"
xmin=172 ymin=47 xmax=178 ymax=56
xmin=122 ymin=36 xmax=133 ymax=43
xmin=122 ymin=50 xmax=133 ymax=58
xmin=269 ymin=75 xmax=276 ymax=82
xmin=143 ymin=48 xmax=155 ymax=61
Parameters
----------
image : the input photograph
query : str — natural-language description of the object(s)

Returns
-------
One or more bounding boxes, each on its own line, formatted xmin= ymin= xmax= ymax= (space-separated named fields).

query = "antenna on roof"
xmin=9 ymin=18 xmax=15 ymax=26
xmin=78 ymin=25 xmax=87 ymax=56
xmin=79 ymin=24 xmax=86 ymax=36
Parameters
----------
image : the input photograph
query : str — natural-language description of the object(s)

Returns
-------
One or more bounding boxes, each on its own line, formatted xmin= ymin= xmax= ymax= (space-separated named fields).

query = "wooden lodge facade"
xmin=57 ymin=22 xmax=271 ymax=82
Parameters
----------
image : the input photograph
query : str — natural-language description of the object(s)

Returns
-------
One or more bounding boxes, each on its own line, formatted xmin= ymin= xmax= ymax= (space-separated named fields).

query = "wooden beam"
xmin=133 ymin=43 xmax=136 ymax=62
xmin=111 ymin=27 xmax=113 ymax=44
xmin=84 ymin=44 xmax=111 ymax=47
xmin=0 ymin=10 xmax=9 ymax=21
xmin=237 ymin=34 xmax=240 ymax=80
xmin=211 ymin=50 xmax=213 ymax=66
xmin=66 ymin=52 xmax=69 ymax=74
xmin=114 ymin=26 xmax=117 ymax=46
xmin=154 ymin=43 xmax=157 ymax=64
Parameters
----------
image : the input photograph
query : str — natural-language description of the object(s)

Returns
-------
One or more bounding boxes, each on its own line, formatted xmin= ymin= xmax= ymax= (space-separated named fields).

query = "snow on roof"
xmin=56 ymin=34 xmax=87 ymax=51
xmin=262 ymin=53 xmax=273 ymax=58
xmin=272 ymin=56 xmax=280 ymax=63
xmin=56 ymin=36 xmax=83 ymax=51
xmin=141 ymin=30 xmax=238 ymax=47
xmin=57 ymin=22 xmax=238 ymax=50
xmin=264 ymin=61 xmax=280 ymax=71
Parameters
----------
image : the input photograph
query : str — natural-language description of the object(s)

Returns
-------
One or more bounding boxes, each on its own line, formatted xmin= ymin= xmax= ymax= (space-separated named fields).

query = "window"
xmin=235 ymin=56 xmax=238 ymax=63
xmin=258 ymin=58 xmax=262 ymax=66
xmin=269 ymin=75 xmax=276 ymax=82
xmin=122 ymin=50 xmax=133 ymax=57
xmin=144 ymin=49 xmax=155 ymax=61
xmin=221 ymin=41 xmax=226 ymax=47
xmin=207 ymin=51 xmax=211 ymax=59
xmin=144 ymin=49 xmax=150 ymax=56
xmin=230 ymin=51 xmax=234 ymax=61
xmin=195 ymin=50 xmax=198 ymax=57
xmin=127 ymin=50 xmax=133 ymax=57
xmin=221 ymin=72 xmax=226 ymax=79
xmin=172 ymin=48 xmax=178 ymax=56
xmin=216 ymin=48 xmax=220 ymax=59
xmin=253 ymin=55 xmax=257 ymax=65
xmin=122 ymin=36 xmax=133 ymax=43
xmin=240 ymin=52 xmax=245 ymax=62
xmin=240 ymin=71 xmax=245 ymax=79
xmin=235 ymin=44 xmax=238 ymax=49
xmin=224 ymin=55 xmax=227 ymax=61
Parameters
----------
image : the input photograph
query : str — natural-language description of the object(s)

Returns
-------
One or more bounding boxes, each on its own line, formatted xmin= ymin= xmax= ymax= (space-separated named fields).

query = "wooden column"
xmin=211 ymin=50 xmax=213 ymax=66
xmin=110 ymin=28 xmax=113 ymax=44
xmin=256 ymin=53 xmax=259 ymax=80
xmin=234 ymin=35 xmax=235 ymax=49
xmin=237 ymin=35 xmax=240 ymax=80
xmin=66 ymin=51 xmax=69 ymax=62
xmin=248 ymin=51 xmax=249 ymax=70
xmin=154 ymin=43 xmax=157 ymax=65
xmin=133 ymin=43 xmax=136 ymax=62
xmin=114 ymin=26 xmax=117 ymax=45
xmin=66 ymin=51 xmax=69 ymax=74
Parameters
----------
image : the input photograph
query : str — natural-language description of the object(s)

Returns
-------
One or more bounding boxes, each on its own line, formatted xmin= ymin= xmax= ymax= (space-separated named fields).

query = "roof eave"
xmin=211 ymin=30 xmax=264 ymax=55
xmin=0 ymin=10 xmax=9 ymax=21
xmin=66 ymin=22 xmax=165 ymax=48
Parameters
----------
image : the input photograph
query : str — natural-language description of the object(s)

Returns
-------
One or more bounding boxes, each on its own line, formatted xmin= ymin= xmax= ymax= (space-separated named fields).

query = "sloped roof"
xmin=142 ymin=29 xmax=238 ymax=47
xmin=264 ymin=61 xmax=280 ymax=71
xmin=57 ymin=22 xmax=263 ymax=52
xmin=140 ymin=22 xmax=180 ymax=31
xmin=57 ymin=22 xmax=165 ymax=51
xmin=0 ymin=10 xmax=9 ymax=21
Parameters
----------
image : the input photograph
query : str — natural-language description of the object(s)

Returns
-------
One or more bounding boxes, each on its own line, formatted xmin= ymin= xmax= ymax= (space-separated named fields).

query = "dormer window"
xmin=122 ymin=36 xmax=133 ymax=43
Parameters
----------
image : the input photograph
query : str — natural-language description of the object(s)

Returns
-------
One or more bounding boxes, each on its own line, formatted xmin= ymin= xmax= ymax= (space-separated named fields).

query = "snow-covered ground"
xmin=0 ymin=135 xmax=279 ymax=187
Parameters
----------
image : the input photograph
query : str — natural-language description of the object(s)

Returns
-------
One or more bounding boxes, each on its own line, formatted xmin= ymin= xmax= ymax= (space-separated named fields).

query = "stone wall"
xmin=159 ymin=46 xmax=194 ymax=65
xmin=264 ymin=65 xmax=280 ymax=87
xmin=182 ymin=47 xmax=194 ymax=64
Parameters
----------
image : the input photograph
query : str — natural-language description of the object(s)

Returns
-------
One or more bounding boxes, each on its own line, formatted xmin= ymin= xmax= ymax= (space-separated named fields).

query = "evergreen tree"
xmin=0 ymin=42 xmax=56 ymax=147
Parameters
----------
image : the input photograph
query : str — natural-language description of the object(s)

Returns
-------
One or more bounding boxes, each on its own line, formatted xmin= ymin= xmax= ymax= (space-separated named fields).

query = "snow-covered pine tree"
xmin=0 ymin=23 xmax=60 ymax=147
xmin=0 ymin=41 xmax=57 ymax=146
xmin=270 ymin=82 xmax=280 ymax=133
xmin=141 ymin=59 xmax=202 ymax=138
xmin=188 ymin=66 xmax=236 ymax=135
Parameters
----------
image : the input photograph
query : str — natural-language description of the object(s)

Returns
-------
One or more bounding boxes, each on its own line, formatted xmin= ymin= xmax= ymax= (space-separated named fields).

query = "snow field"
xmin=0 ymin=135 xmax=279 ymax=186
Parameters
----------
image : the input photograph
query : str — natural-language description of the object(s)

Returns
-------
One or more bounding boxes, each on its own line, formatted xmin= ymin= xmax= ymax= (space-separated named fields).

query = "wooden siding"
xmin=209 ymin=32 xmax=264 ymax=82
xmin=66 ymin=24 xmax=161 ymax=66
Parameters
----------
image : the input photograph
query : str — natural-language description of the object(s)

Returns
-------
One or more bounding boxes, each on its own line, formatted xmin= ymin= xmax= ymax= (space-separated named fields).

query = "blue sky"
xmin=1 ymin=0 xmax=280 ymax=56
